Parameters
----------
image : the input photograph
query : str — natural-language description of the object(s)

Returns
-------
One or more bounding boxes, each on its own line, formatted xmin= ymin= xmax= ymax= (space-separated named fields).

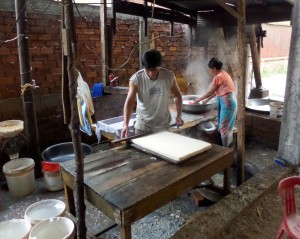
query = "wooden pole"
xmin=100 ymin=0 xmax=108 ymax=86
xmin=62 ymin=0 xmax=86 ymax=238
xmin=15 ymin=0 xmax=41 ymax=175
xmin=249 ymin=25 xmax=262 ymax=89
xmin=236 ymin=0 xmax=246 ymax=185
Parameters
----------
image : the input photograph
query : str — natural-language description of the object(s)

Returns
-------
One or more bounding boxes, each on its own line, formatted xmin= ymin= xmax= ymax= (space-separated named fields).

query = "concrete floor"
xmin=0 ymin=140 xmax=279 ymax=239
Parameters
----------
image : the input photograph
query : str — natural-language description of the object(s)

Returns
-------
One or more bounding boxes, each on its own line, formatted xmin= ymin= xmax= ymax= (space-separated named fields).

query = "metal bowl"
xmin=182 ymin=95 xmax=217 ymax=113
xmin=41 ymin=142 xmax=92 ymax=163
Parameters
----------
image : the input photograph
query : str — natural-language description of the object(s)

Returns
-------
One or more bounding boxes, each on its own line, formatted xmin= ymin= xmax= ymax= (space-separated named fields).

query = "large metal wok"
xmin=245 ymin=98 xmax=283 ymax=114
xmin=182 ymin=95 xmax=217 ymax=113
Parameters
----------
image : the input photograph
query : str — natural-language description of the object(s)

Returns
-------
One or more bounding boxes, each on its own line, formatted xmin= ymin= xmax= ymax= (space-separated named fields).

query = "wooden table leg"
xmin=64 ymin=184 xmax=76 ymax=216
xmin=223 ymin=166 xmax=231 ymax=195
xmin=120 ymin=225 xmax=131 ymax=239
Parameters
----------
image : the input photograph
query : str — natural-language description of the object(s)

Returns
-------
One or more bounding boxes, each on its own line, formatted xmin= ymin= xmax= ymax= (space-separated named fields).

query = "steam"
xmin=183 ymin=56 xmax=211 ymax=96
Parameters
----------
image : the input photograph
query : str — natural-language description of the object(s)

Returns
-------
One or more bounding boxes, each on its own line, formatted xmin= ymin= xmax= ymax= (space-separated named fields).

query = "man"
xmin=121 ymin=49 xmax=183 ymax=138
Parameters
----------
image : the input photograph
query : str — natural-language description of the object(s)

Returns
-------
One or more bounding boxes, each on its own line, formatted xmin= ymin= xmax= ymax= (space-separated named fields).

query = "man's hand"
xmin=176 ymin=116 xmax=184 ymax=127
xmin=121 ymin=125 xmax=129 ymax=138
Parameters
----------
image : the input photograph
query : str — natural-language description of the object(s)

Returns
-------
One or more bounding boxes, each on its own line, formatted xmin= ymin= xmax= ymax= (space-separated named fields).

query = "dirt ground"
xmin=219 ymin=186 xmax=300 ymax=239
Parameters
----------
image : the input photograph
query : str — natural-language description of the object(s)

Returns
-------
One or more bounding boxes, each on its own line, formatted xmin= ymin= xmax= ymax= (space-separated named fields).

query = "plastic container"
xmin=29 ymin=217 xmax=75 ymax=239
xmin=2 ymin=158 xmax=35 ymax=196
xmin=42 ymin=161 xmax=64 ymax=191
xmin=270 ymin=102 xmax=284 ymax=118
xmin=24 ymin=199 xmax=66 ymax=225
xmin=0 ymin=219 xmax=31 ymax=239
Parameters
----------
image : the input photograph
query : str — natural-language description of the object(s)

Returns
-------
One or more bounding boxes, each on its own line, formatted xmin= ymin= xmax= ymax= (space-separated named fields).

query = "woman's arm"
xmin=194 ymin=83 xmax=219 ymax=103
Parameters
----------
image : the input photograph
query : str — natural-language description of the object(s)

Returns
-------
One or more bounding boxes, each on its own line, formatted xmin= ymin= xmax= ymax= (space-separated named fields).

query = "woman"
xmin=194 ymin=58 xmax=237 ymax=147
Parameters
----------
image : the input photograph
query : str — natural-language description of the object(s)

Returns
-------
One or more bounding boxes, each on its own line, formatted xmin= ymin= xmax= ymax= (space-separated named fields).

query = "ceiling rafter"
xmin=214 ymin=0 xmax=240 ymax=19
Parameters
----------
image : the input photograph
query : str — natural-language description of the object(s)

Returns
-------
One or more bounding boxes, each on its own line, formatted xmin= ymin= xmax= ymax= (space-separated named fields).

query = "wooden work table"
xmin=60 ymin=142 xmax=233 ymax=239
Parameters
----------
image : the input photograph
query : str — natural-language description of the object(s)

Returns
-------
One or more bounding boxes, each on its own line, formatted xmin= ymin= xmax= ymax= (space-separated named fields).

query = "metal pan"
xmin=245 ymin=98 xmax=283 ymax=114
xmin=182 ymin=95 xmax=217 ymax=113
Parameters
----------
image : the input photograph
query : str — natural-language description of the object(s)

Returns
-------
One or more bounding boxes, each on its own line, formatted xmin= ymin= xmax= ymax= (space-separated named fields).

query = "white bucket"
xmin=29 ymin=217 xmax=75 ymax=239
xmin=2 ymin=158 xmax=35 ymax=196
xmin=0 ymin=219 xmax=31 ymax=239
xmin=44 ymin=171 xmax=64 ymax=191
xmin=270 ymin=102 xmax=284 ymax=118
xmin=42 ymin=162 xmax=64 ymax=191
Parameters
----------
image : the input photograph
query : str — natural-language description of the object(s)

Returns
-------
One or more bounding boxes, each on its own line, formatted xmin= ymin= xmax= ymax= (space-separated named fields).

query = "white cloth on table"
xmin=95 ymin=114 xmax=136 ymax=143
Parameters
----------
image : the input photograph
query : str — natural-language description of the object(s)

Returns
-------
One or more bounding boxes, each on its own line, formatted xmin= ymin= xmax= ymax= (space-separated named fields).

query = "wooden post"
xmin=100 ymin=0 xmax=109 ymax=86
xmin=15 ymin=0 xmax=41 ymax=175
xmin=249 ymin=25 xmax=262 ymax=89
xmin=236 ymin=0 xmax=246 ymax=185
xmin=62 ymin=0 xmax=86 ymax=238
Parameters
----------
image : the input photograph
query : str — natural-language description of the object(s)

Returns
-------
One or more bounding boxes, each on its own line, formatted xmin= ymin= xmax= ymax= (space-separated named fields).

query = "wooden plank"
xmin=90 ymin=161 xmax=165 ymax=193
xmin=103 ymin=146 xmax=232 ymax=208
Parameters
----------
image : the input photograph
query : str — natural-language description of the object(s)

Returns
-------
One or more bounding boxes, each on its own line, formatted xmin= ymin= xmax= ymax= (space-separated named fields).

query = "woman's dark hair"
xmin=208 ymin=58 xmax=223 ymax=70
xmin=142 ymin=49 xmax=162 ymax=69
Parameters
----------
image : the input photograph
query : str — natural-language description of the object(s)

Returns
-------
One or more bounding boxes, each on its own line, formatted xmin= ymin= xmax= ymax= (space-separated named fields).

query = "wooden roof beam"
xmin=147 ymin=0 xmax=197 ymax=17
xmin=215 ymin=0 xmax=240 ymax=19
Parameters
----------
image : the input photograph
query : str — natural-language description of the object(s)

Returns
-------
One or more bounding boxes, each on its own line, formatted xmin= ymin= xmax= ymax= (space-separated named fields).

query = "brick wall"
xmin=0 ymin=2 xmax=232 ymax=151
xmin=0 ymin=10 xmax=190 ymax=100
xmin=245 ymin=111 xmax=281 ymax=148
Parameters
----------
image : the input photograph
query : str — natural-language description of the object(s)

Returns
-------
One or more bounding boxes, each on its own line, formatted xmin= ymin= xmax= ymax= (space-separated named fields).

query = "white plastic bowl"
xmin=29 ymin=217 xmax=75 ymax=239
xmin=24 ymin=199 xmax=65 ymax=225
xmin=0 ymin=219 xmax=31 ymax=239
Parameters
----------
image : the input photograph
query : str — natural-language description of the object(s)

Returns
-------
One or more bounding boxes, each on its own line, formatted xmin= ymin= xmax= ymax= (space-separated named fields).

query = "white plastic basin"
xmin=24 ymin=199 xmax=65 ymax=225
xmin=29 ymin=217 xmax=75 ymax=239
xmin=0 ymin=219 xmax=31 ymax=239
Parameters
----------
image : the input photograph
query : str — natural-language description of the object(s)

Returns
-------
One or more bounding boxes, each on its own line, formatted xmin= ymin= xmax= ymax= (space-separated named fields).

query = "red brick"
xmin=41 ymin=47 xmax=54 ymax=55
xmin=38 ymin=34 xmax=51 ymax=41
xmin=35 ymin=20 xmax=50 ymax=27
xmin=46 ymin=41 xmax=60 ymax=47
xmin=31 ymin=26 xmax=46 ymax=34
xmin=83 ymin=29 xmax=95 ymax=35
xmin=0 ymin=11 xmax=13 ymax=18
xmin=0 ymin=48 xmax=10 ymax=55
xmin=31 ymin=62 xmax=44 ymax=68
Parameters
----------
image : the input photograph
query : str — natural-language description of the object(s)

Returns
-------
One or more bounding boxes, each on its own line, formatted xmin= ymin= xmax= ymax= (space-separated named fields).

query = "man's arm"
xmin=171 ymin=78 xmax=184 ymax=126
xmin=121 ymin=81 xmax=137 ymax=138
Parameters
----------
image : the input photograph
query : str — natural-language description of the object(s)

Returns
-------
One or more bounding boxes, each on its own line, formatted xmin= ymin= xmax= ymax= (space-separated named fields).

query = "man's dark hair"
xmin=208 ymin=58 xmax=223 ymax=70
xmin=142 ymin=49 xmax=162 ymax=69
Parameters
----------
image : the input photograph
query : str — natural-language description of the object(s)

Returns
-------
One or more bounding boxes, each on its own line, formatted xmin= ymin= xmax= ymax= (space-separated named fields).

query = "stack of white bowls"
xmin=24 ymin=199 xmax=75 ymax=239
xmin=0 ymin=219 xmax=31 ymax=239
xmin=0 ymin=199 xmax=75 ymax=239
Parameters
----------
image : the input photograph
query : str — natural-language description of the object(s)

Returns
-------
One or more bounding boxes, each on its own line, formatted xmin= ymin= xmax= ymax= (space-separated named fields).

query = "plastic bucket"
xmin=29 ymin=217 xmax=75 ymax=239
xmin=270 ymin=102 xmax=284 ymax=118
xmin=42 ymin=161 xmax=64 ymax=191
xmin=2 ymin=158 xmax=35 ymax=196
xmin=0 ymin=219 xmax=31 ymax=239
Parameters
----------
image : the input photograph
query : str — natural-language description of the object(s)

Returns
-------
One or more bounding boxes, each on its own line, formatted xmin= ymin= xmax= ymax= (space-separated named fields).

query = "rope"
xmin=20 ymin=83 xmax=34 ymax=95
